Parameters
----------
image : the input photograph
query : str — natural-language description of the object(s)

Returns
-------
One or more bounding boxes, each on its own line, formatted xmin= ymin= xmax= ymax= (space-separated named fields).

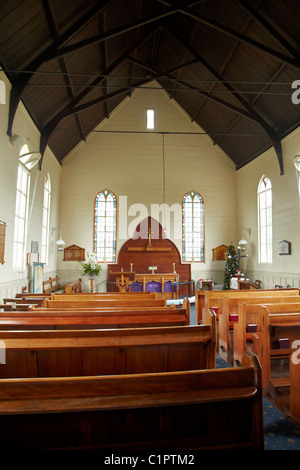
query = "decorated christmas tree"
xmin=223 ymin=244 xmax=239 ymax=289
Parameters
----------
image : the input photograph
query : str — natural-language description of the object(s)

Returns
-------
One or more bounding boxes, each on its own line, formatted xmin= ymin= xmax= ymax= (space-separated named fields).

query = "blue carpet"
xmin=216 ymin=350 xmax=300 ymax=450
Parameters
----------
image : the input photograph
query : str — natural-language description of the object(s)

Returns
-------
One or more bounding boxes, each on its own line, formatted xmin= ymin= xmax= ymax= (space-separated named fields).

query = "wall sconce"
xmin=9 ymin=134 xmax=24 ymax=147
xmin=237 ymin=239 xmax=248 ymax=270
xmin=52 ymin=228 xmax=65 ymax=251
xmin=56 ymin=236 xmax=65 ymax=251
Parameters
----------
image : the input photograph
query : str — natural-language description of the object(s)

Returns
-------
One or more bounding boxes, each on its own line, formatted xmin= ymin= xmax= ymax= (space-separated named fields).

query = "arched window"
xmin=13 ymin=156 xmax=30 ymax=269
xmin=94 ymin=190 xmax=117 ymax=262
xmin=257 ymin=176 xmax=272 ymax=264
xmin=294 ymin=155 xmax=300 ymax=198
xmin=40 ymin=174 xmax=51 ymax=264
xmin=182 ymin=191 xmax=204 ymax=262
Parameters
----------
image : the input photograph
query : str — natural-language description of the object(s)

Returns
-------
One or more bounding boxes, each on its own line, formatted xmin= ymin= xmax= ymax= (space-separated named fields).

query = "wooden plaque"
xmin=63 ymin=244 xmax=85 ymax=261
xmin=212 ymin=245 xmax=228 ymax=261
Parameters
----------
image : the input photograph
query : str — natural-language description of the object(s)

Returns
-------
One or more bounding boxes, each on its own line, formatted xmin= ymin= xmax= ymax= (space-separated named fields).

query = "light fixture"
xmin=237 ymin=239 xmax=248 ymax=270
xmin=56 ymin=236 xmax=65 ymax=251
xmin=53 ymin=229 xmax=65 ymax=251
xmin=9 ymin=134 xmax=24 ymax=147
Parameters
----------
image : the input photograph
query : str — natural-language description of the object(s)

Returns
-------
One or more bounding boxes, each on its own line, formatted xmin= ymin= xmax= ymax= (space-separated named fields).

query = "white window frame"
xmin=13 ymin=163 xmax=30 ymax=270
xmin=94 ymin=190 xmax=117 ymax=263
xmin=182 ymin=191 xmax=204 ymax=262
xmin=257 ymin=176 xmax=272 ymax=264
xmin=147 ymin=109 xmax=154 ymax=129
xmin=40 ymin=174 xmax=51 ymax=264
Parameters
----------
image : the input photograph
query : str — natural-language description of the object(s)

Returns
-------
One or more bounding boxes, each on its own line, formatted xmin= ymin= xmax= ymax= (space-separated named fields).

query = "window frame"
xmin=13 ymin=162 xmax=30 ymax=270
xmin=182 ymin=191 xmax=205 ymax=263
xmin=40 ymin=174 xmax=51 ymax=265
xmin=257 ymin=175 xmax=273 ymax=264
xmin=94 ymin=189 xmax=117 ymax=263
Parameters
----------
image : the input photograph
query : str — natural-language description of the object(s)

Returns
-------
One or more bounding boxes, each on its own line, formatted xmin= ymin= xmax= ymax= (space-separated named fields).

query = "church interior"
xmin=0 ymin=0 xmax=300 ymax=451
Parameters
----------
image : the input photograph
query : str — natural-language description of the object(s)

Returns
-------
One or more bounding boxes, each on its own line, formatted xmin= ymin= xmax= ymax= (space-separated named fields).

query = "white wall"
xmin=58 ymin=82 xmax=238 ymax=291
xmin=237 ymin=126 xmax=300 ymax=288
xmin=0 ymin=72 xmax=61 ymax=300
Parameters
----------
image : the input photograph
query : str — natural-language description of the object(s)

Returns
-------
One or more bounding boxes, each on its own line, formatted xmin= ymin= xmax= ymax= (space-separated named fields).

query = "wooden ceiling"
xmin=0 ymin=0 xmax=300 ymax=174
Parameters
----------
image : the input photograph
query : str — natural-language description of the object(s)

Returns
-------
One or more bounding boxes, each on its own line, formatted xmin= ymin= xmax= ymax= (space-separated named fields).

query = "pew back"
xmin=43 ymin=298 xmax=167 ymax=308
xmin=0 ymin=351 xmax=263 ymax=450
xmin=219 ymin=295 xmax=300 ymax=351
xmin=195 ymin=288 xmax=300 ymax=324
xmin=0 ymin=316 xmax=216 ymax=379
xmin=0 ymin=310 xmax=190 ymax=330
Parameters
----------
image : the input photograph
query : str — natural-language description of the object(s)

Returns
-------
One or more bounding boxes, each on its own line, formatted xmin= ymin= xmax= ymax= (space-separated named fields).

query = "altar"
xmin=107 ymin=217 xmax=191 ymax=299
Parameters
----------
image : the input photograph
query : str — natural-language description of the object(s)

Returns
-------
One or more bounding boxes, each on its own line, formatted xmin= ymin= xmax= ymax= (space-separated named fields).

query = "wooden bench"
xmin=2 ymin=306 xmax=182 ymax=318
xmin=51 ymin=292 xmax=157 ymax=300
xmin=234 ymin=302 xmax=300 ymax=366
xmin=0 ymin=351 xmax=263 ymax=450
xmin=218 ymin=294 xmax=300 ymax=351
xmin=42 ymin=298 xmax=168 ymax=308
xmin=249 ymin=306 xmax=300 ymax=391
xmin=64 ymin=278 xmax=82 ymax=293
xmin=0 ymin=309 xmax=190 ymax=330
xmin=195 ymin=288 xmax=300 ymax=324
xmin=43 ymin=276 xmax=62 ymax=294
xmin=2 ymin=297 xmax=46 ymax=310
xmin=290 ymin=352 xmax=300 ymax=424
xmin=0 ymin=312 xmax=216 ymax=378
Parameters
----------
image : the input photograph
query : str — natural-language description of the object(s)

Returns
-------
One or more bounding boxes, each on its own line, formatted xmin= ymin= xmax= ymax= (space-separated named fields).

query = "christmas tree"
xmin=223 ymin=244 xmax=239 ymax=289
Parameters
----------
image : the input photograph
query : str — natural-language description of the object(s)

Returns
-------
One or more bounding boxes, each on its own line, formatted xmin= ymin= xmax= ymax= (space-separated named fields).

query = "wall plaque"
xmin=279 ymin=240 xmax=291 ymax=255
xmin=63 ymin=244 xmax=85 ymax=261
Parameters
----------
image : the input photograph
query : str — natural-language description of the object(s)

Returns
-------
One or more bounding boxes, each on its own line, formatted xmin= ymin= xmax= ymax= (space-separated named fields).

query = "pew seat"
xmin=0 ymin=351 xmax=263 ymax=450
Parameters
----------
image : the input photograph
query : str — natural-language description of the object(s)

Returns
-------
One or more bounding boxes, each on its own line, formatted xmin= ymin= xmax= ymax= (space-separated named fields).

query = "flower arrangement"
xmin=80 ymin=253 xmax=101 ymax=278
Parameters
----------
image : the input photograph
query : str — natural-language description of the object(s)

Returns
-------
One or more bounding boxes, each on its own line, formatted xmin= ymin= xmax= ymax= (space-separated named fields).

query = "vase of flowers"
xmin=80 ymin=253 xmax=101 ymax=292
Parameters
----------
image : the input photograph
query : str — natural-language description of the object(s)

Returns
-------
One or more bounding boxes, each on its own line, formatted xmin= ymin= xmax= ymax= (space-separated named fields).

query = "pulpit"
xmin=111 ymin=271 xmax=135 ymax=293
xmin=107 ymin=217 xmax=191 ymax=299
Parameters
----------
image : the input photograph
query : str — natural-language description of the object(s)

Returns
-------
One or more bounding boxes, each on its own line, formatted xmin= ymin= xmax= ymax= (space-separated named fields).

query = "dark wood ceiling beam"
xmin=126 ymin=56 xmax=256 ymax=121
xmin=166 ymin=24 xmax=284 ymax=174
xmin=150 ymin=26 xmax=163 ymax=66
xmin=7 ymin=1 xmax=113 ymax=138
xmin=236 ymin=0 xmax=300 ymax=59
xmin=99 ymin=11 xmax=109 ymax=119
xmin=49 ymin=7 xmax=180 ymax=61
xmin=179 ymin=7 xmax=300 ymax=70
xmin=42 ymin=0 xmax=86 ymax=143
xmin=38 ymin=29 xmax=158 ymax=168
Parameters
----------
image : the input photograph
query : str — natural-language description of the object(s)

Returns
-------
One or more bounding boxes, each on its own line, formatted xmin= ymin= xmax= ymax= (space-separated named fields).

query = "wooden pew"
xmin=218 ymin=295 xmax=300 ymax=351
xmin=64 ymin=278 xmax=82 ymax=293
xmin=0 ymin=310 xmax=190 ymax=330
xmin=1 ymin=306 xmax=179 ymax=318
xmin=0 ymin=351 xmax=263 ymax=450
xmin=234 ymin=302 xmax=300 ymax=365
xmin=0 ymin=313 xmax=216 ymax=378
xmin=290 ymin=351 xmax=300 ymax=424
xmin=43 ymin=275 xmax=61 ymax=294
xmin=195 ymin=288 xmax=300 ymax=325
xmin=51 ymin=292 xmax=157 ymax=300
xmin=249 ymin=305 xmax=300 ymax=391
xmin=42 ymin=298 xmax=167 ymax=308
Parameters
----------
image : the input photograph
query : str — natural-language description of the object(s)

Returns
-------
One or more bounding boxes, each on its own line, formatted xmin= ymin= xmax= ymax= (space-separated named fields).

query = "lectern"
xmin=113 ymin=271 xmax=135 ymax=293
